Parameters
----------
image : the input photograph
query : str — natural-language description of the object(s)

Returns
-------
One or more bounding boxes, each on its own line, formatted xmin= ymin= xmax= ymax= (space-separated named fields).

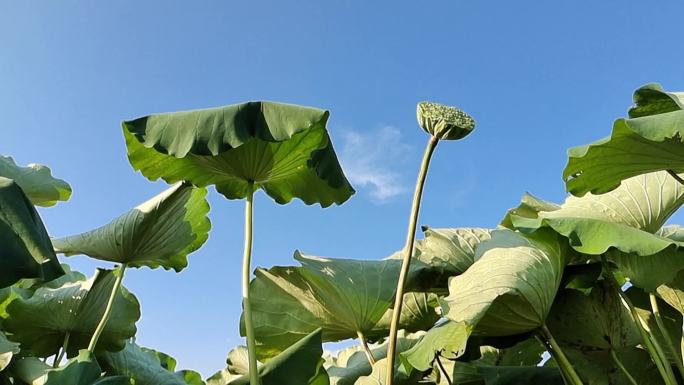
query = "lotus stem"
xmin=667 ymin=170 xmax=684 ymax=185
xmin=87 ymin=264 xmax=126 ymax=353
xmin=435 ymin=354 xmax=452 ymax=385
xmin=357 ymin=331 xmax=376 ymax=365
xmin=538 ymin=324 xmax=584 ymax=385
xmin=242 ymin=185 xmax=260 ymax=385
xmin=610 ymin=348 xmax=638 ymax=385
xmin=650 ymin=293 xmax=684 ymax=379
xmin=53 ymin=332 xmax=70 ymax=368
xmin=386 ymin=136 xmax=439 ymax=385
xmin=601 ymin=257 xmax=677 ymax=385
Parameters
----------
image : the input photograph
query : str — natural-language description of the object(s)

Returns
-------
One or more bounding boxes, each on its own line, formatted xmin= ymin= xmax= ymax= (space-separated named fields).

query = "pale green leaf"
xmin=0 ymin=155 xmax=71 ymax=207
xmin=247 ymin=252 xmax=433 ymax=357
xmin=44 ymin=350 xmax=101 ymax=385
xmin=564 ymin=84 xmax=684 ymax=197
xmin=52 ymin=183 xmax=210 ymax=272
xmin=400 ymin=321 xmax=469 ymax=373
xmin=442 ymin=229 xmax=566 ymax=336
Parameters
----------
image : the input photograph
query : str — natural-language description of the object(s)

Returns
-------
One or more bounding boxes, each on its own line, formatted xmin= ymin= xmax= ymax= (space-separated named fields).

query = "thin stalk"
xmin=667 ymin=170 xmax=684 ymax=185
xmin=610 ymin=348 xmax=638 ymax=385
xmin=650 ymin=293 xmax=684 ymax=379
xmin=535 ymin=335 xmax=570 ymax=385
xmin=242 ymin=185 xmax=260 ymax=385
xmin=435 ymin=354 xmax=452 ymax=385
xmin=385 ymin=136 xmax=439 ymax=385
xmin=87 ymin=264 xmax=126 ymax=352
xmin=538 ymin=325 xmax=584 ymax=385
xmin=601 ymin=257 xmax=677 ymax=385
xmin=53 ymin=332 xmax=70 ymax=368
xmin=357 ymin=331 xmax=376 ymax=365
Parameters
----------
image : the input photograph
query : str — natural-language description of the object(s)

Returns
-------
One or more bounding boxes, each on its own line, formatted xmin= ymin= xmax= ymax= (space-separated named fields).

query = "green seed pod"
xmin=417 ymin=101 xmax=475 ymax=140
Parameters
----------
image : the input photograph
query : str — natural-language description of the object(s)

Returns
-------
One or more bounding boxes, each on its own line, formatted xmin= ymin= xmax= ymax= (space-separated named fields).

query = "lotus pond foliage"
xmin=1 ymin=86 xmax=684 ymax=385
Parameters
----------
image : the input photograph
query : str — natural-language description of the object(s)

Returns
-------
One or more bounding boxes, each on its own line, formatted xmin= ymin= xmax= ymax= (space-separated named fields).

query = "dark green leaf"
xmin=228 ymin=328 xmax=328 ymax=385
xmin=442 ymin=229 xmax=566 ymax=336
xmin=0 ymin=177 xmax=64 ymax=288
xmin=247 ymin=252 xmax=432 ymax=357
xmin=564 ymin=84 xmax=684 ymax=197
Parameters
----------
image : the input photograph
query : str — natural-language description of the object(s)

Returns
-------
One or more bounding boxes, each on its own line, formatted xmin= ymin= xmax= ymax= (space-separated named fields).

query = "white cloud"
xmin=336 ymin=126 xmax=412 ymax=202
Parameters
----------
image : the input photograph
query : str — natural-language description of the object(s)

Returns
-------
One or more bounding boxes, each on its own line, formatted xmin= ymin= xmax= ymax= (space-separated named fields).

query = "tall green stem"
xmin=386 ymin=136 xmax=439 ymax=385
xmin=610 ymin=348 xmax=638 ymax=385
xmin=87 ymin=264 xmax=126 ymax=353
xmin=538 ymin=325 xmax=584 ymax=385
xmin=650 ymin=293 xmax=684 ymax=379
xmin=53 ymin=332 xmax=70 ymax=368
xmin=357 ymin=331 xmax=376 ymax=365
xmin=242 ymin=186 xmax=260 ymax=385
xmin=601 ymin=257 xmax=677 ymax=385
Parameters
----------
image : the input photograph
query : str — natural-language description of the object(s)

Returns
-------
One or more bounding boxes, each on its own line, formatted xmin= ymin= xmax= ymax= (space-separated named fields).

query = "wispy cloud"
xmin=336 ymin=126 xmax=412 ymax=202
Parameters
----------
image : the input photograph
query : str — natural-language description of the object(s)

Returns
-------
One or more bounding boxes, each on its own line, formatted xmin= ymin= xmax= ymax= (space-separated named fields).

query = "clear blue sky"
xmin=2 ymin=0 xmax=684 ymax=376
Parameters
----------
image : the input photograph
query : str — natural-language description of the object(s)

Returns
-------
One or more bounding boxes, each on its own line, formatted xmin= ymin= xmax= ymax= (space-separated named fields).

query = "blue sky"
xmin=2 ymin=0 xmax=684 ymax=376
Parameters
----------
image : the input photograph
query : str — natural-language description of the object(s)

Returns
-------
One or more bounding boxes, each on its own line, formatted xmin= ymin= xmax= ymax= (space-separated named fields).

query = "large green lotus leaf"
xmin=545 ymin=284 xmax=670 ymax=384
xmin=564 ymin=84 xmax=684 ymax=197
xmin=52 ymin=183 xmax=210 ymax=272
xmin=546 ymin=285 xmax=639 ymax=351
xmin=629 ymin=83 xmax=684 ymax=118
xmin=479 ymin=366 xmax=563 ymax=385
xmin=98 ymin=342 xmax=202 ymax=385
xmin=500 ymin=193 xmax=561 ymax=229
xmin=326 ymin=333 xmax=420 ymax=385
xmin=558 ymin=348 xmax=664 ymax=385
xmin=247 ymin=252 xmax=433 ymax=357
xmin=7 ymin=357 xmax=51 ymax=385
xmin=123 ymin=101 xmax=354 ymax=207
xmin=626 ymin=286 xmax=683 ymax=365
xmin=44 ymin=350 xmax=101 ymax=385
xmin=658 ymin=269 xmax=684 ymax=315
xmin=227 ymin=328 xmax=328 ymax=385
xmin=400 ymin=321 xmax=470 ymax=373
xmin=442 ymin=228 xmax=566 ymax=336
xmin=0 ymin=177 xmax=64 ymax=288
xmin=368 ymin=292 xmax=440 ymax=341
xmin=510 ymin=172 xmax=684 ymax=287
xmin=3 ymin=268 xmax=140 ymax=357
xmin=0 ymin=331 xmax=19 ymax=371
xmin=514 ymin=171 xmax=684 ymax=235
xmin=0 ymin=155 xmax=71 ymax=207
xmin=411 ymin=227 xmax=493 ymax=289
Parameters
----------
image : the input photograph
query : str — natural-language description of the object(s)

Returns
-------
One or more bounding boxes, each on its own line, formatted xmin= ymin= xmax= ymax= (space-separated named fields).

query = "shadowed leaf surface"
xmin=0 ymin=177 xmax=64 ymax=288
xmin=3 ymin=269 xmax=140 ymax=357
xmin=246 ymin=252 xmax=433 ymax=357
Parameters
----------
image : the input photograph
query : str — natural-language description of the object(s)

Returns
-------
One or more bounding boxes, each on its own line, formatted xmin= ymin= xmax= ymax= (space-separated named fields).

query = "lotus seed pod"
xmin=417 ymin=101 xmax=475 ymax=140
